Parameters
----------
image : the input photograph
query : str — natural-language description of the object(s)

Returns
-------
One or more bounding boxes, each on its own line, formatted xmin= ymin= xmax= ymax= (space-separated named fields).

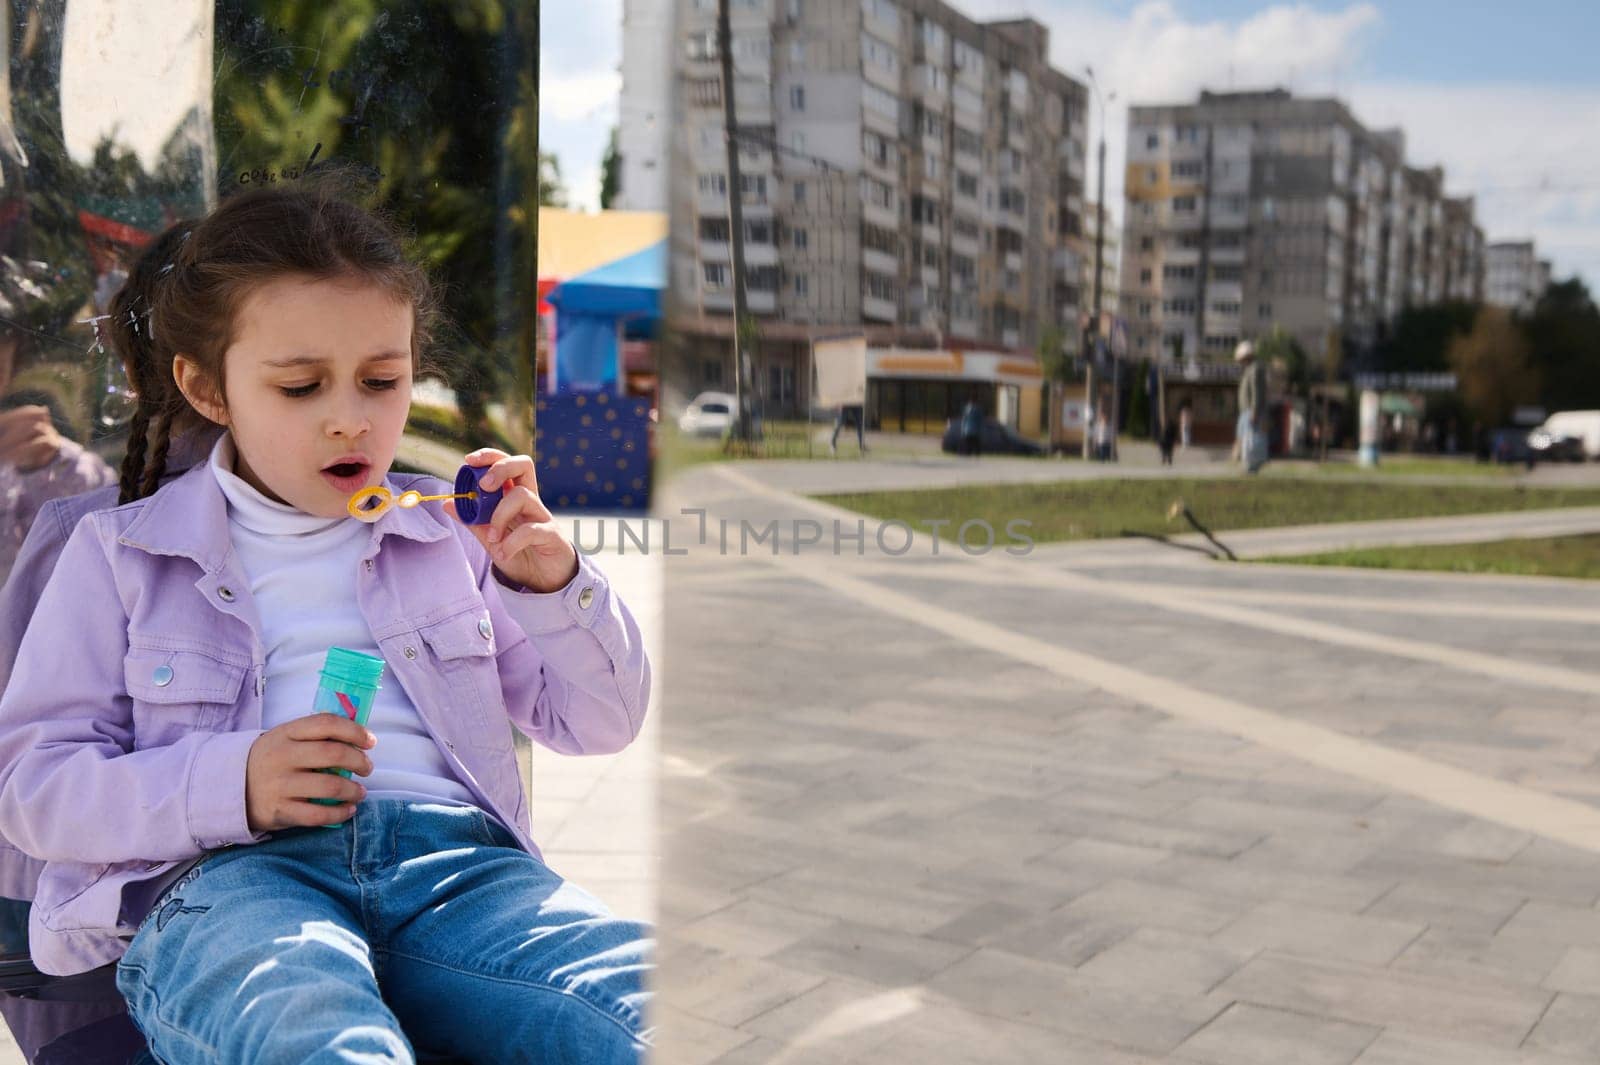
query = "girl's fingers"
xmin=464 ymin=447 xmax=508 ymax=468
xmin=495 ymin=519 xmax=565 ymax=561
xmin=479 ymin=454 xmax=537 ymax=494
xmin=487 ymin=485 xmax=553 ymax=545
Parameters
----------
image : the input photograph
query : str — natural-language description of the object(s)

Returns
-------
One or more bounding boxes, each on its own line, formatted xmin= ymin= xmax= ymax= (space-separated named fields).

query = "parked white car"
xmin=1538 ymin=411 xmax=1600 ymax=460
xmin=677 ymin=391 xmax=738 ymax=438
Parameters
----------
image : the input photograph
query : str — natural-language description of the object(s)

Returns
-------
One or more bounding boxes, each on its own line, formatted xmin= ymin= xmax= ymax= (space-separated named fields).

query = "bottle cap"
xmin=320 ymin=647 xmax=386 ymax=691
xmin=453 ymin=464 xmax=504 ymax=525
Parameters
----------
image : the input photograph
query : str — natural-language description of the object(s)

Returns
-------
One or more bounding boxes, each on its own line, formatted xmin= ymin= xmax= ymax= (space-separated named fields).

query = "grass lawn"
xmin=1265 ymin=457 xmax=1515 ymax=480
xmin=1263 ymin=535 xmax=1600 ymax=580
xmin=813 ymin=478 xmax=1600 ymax=544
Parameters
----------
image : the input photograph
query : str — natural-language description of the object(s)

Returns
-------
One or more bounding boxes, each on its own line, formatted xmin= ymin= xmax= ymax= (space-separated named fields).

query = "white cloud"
xmin=540 ymin=0 xmax=623 ymax=211
xmin=993 ymin=1 xmax=1596 ymax=289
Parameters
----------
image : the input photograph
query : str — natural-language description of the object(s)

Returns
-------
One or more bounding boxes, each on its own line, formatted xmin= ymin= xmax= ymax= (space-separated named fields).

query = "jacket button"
xmin=403 ymin=646 xmax=418 ymax=660
xmin=152 ymin=665 xmax=174 ymax=687
xmin=578 ymin=587 xmax=594 ymax=609
xmin=478 ymin=617 xmax=492 ymax=640
xmin=217 ymin=587 xmax=236 ymax=602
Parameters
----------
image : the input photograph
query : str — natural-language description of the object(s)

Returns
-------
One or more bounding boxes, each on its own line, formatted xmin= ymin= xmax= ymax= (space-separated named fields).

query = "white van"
xmin=1539 ymin=411 xmax=1600 ymax=460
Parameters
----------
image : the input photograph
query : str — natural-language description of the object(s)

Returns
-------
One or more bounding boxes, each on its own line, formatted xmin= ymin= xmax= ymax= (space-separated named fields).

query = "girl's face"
xmin=177 ymin=275 xmax=414 ymax=518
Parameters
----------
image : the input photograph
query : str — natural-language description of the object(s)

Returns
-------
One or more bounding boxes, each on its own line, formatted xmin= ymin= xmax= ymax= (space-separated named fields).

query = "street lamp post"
xmin=1082 ymin=68 xmax=1115 ymax=461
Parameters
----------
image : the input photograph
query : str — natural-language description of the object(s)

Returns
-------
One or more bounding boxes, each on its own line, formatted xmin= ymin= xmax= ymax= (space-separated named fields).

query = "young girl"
xmin=0 ymin=184 xmax=653 ymax=1063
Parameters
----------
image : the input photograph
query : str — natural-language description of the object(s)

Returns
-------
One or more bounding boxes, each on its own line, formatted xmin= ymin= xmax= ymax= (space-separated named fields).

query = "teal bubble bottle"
xmin=310 ymin=647 xmax=385 ymax=808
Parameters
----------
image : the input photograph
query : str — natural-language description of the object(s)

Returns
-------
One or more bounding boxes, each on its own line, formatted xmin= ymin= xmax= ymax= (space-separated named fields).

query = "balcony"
xmin=863 ymin=294 xmax=897 ymax=322
xmin=863 ymin=247 xmax=898 ymax=277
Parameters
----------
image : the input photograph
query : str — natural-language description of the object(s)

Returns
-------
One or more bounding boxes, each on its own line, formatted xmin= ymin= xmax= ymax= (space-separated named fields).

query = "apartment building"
xmin=617 ymin=0 xmax=674 ymax=211
xmin=664 ymin=0 xmax=1089 ymax=430
xmin=1485 ymin=240 xmax=1550 ymax=315
xmin=1122 ymin=89 xmax=1485 ymax=369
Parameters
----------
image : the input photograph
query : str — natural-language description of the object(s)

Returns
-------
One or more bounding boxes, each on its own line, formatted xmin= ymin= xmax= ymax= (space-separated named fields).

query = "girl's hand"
xmin=446 ymin=448 xmax=579 ymax=594
xmin=245 ymin=715 xmax=376 ymax=832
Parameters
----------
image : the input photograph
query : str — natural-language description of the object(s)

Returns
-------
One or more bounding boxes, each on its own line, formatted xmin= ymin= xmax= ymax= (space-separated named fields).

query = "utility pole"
xmin=1083 ymin=69 xmax=1114 ymax=460
xmin=717 ymin=0 xmax=754 ymax=445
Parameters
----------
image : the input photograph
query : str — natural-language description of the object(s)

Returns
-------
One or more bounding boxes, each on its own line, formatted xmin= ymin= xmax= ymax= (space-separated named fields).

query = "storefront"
xmin=864 ymin=348 xmax=1046 ymax=437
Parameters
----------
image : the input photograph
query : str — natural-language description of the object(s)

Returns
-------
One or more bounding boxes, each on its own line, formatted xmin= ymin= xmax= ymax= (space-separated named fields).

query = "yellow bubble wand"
xmin=347 ymin=485 xmax=476 ymax=523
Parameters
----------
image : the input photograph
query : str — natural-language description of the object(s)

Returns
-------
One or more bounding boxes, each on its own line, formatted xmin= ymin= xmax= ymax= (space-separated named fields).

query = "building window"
xmin=1146 ymin=132 xmax=1158 ymax=149
xmin=955 ymin=171 xmax=978 ymax=197
xmin=790 ymin=40 xmax=805 ymax=64
xmin=748 ymin=266 xmax=780 ymax=291
xmin=792 ymin=226 xmax=809 ymax=249
xmin=863 ymin=83 xmax=899 ymax=121
xmin=703 ymin=263 xmax=730 ymax=289
xmin=864 ymin=271 xmax=898 ymax=301
xmin=861 ymin=32 xmax=899 ymax=74
xmin=862 ymin=222 xmax=900 ymax=255
xmin=1172 ymin=160 xmax=1203 ymax=179
xmin=699 ymin=217 xmax=730 ymax=241
xmin=1140 ymin=235 xmax=1153 ymax=251
xmin=1162 ymin=264 xmax=1196 ymax=281
xmin=1172 ymin=196 xmax=1196 ymax=213
xmin=789 ymin=85 xmax=806 ymax=111
xmin=1139 ymin=268 xmax=1152 ymax=284
xmin=1258 ymin=302 xmax=1272 ymax=319
xmin=703 ymin=358 xmax=723 ymax=385
xmin=794 ymin=274 xmax=809 ymax=296
xmin=697 ymin=173 xmax=727 ymax=196
xmin=863 ymin=130 xmax=893 ymax=166
xmin=793 ymin=181 xmax=806 ymax=204
xmin=791 ymin=130 xmax=806 ymax=154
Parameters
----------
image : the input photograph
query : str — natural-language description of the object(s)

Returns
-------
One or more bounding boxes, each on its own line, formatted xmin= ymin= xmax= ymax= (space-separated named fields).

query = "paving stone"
xmin=1525 ymin=993 xmax=1600 ymax=1057
xmin=1175 ymin=1002 xmax=1379 ymax=1065
xmin=767 ymin=919 xmax=973 ymax=986
xmin=664 ymin=942 xmax=832 ymax=1028
xmin=1352 ymin=1029 xmax=1590 ymax=1065
xmin=1214 ymin=899 xmax=1426 ymax=966
xmin=1062 ymin=879 xmax=1250 ymax=936
xmin=1216 ymin=952 xmax=1551 ymax=1047
xmin=1075 ymin=927 xmax=1254 ymax=997
xmin=1392 ymin=925 xmax=1569 ymax=988
xmin=673 ymin=898 xmax=839 ymax=959
xmin=1362 ymin=880 xmax=1528 ymax=935
xmin=926 ymin=947 xmax=1223 ymax=1055
xmin=1545 ymin=948 xmax=1600 ymax=996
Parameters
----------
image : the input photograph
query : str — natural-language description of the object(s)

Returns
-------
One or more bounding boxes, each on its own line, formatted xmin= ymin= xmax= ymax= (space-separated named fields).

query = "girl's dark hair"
xmin=108 ymin=177 xmax=438 ymax=503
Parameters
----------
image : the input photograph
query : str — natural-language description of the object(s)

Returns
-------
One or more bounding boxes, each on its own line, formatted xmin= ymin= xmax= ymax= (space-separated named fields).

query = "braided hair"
xmin=108 ymin=221 xmax=195 ymax=504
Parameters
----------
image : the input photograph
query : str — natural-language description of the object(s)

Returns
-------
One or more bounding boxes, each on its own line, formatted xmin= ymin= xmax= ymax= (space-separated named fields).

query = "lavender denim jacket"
xmin=0 ymin=460 xmax=650 ymax=975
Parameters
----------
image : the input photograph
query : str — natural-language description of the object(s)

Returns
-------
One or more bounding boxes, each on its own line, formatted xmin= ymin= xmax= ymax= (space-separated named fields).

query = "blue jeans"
xmin=115 ymin=801 xmax=653 ymax=1064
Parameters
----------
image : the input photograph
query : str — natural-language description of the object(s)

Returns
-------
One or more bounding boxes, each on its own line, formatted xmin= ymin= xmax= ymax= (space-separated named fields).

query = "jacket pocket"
xmin=418 ymin=609 xmax=506 ymax=749
xmin=123 ymin=648 xmax=248 ymax=750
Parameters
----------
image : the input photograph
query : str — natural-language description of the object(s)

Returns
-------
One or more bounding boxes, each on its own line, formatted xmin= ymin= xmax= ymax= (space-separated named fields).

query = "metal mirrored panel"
xmin=0 ymin=0 xmax=539 ymax=592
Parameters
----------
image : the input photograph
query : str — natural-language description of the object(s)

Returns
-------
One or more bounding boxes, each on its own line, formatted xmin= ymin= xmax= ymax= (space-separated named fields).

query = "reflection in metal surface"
xmin=0 ymin=0 xmax=541 ymax=593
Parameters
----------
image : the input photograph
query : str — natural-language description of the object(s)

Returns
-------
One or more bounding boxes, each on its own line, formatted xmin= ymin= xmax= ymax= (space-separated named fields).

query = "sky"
xmin=540 ymin=0 xmax=1600 ymax=288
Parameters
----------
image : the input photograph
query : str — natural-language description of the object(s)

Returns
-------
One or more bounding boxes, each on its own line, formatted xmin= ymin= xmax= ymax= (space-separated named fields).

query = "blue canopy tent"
xmin=546 ymin=240 xmax=665 ymax=392
xmin=537 ymin=240 xmax=664 ymax=512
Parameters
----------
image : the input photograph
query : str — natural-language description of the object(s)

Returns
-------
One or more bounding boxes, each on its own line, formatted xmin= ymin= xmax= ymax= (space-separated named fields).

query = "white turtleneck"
xmin=209 ymin=434 xmax=477 ymax=808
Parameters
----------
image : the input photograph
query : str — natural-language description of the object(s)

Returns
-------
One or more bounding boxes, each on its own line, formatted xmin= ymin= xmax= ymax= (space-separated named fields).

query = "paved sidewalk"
xmin=655 ymin=464 xmax=1600 ymax=1064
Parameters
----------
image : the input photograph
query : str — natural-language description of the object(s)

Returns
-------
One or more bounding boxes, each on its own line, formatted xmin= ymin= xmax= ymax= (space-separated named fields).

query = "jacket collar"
xmin=117 ymin=460 xmax=452 ymax=573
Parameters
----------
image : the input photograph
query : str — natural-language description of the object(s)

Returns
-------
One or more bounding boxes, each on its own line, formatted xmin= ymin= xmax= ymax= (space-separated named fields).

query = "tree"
xmin=1525 ymin=278 xmax=1600 ymax=411
xmin=599 ymin=128 xmax=621 ymax=210
xmin=539 ymin=152 xmax=567 ymax=208
xmin=1379 ymin=301 xmax=1477 ymax=373
xmin=1450 ymin=305 xmax=1538 ymax=427
xmin=1255 ymin=327 xmax=1309 ymax=398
